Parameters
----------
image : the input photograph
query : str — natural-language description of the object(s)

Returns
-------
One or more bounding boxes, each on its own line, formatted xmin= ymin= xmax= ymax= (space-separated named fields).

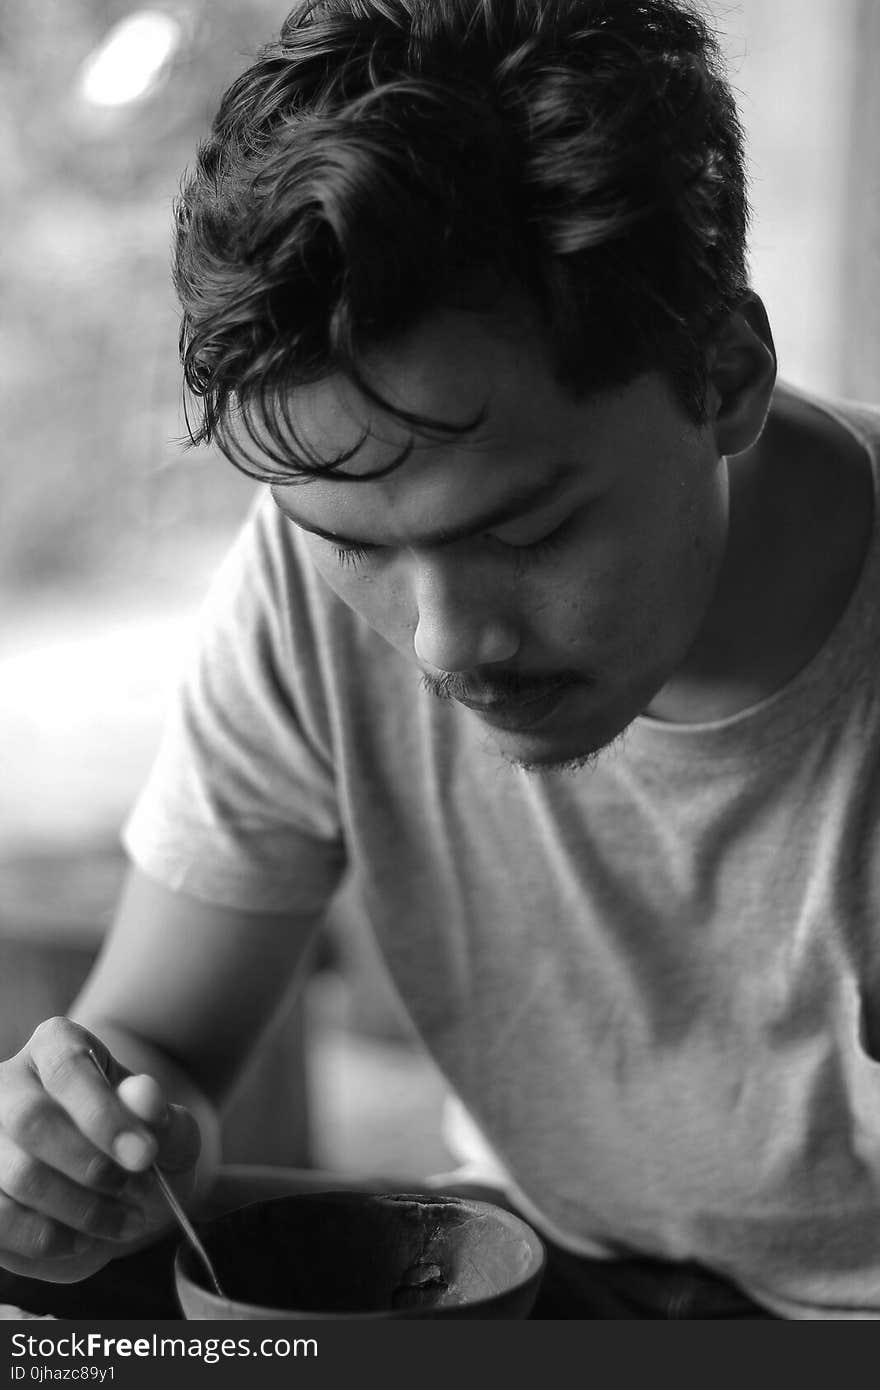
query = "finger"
xmin=115 ymin=1076 xmax=201 ymax=1177
xmin=0 ymin=1068 xmax=156 ymax=1196
xmin=152 ymin=1103 xmax=201 ymax=1178
xmin=25 ymin=1020 xmax=158 ymax=1174
xmin=0 ymin=1074 xmax=135 ymax=1191
xmin=0 ymin=1224 xmax=121 ymax=1285
xmin=0 ymin=1135 xmax=146 ymax=1244
xmin=0 ymin=1240 xmax=118 ymax=1286
xmin=0 ymin=1193 xmax=93 ymax=1264
xmin=116 ymin=1074 xmax=166 ymax=1126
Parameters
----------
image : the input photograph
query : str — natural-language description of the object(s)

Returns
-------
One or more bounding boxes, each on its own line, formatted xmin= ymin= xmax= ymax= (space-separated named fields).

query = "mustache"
xmin=420 ymin=670 xmax=576 ymax=703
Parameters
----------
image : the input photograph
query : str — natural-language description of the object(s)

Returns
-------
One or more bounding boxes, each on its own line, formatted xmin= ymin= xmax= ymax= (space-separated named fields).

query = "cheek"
xmin=632 ymin=484 xmax=728 ymax=656
xmin=309 ymin=555 xmax=414 ymax=650
xmin=675 ymin=482 xmax=729 ymax=614
xmin=637 ymin=464 xmax=726 ymax=590
xmin=549 ymin=501 xmax=717 ymax=658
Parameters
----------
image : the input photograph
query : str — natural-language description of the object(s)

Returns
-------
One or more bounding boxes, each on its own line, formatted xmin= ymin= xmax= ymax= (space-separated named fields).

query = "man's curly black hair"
xmin=174 ymin=0 xmax=750 ymax=481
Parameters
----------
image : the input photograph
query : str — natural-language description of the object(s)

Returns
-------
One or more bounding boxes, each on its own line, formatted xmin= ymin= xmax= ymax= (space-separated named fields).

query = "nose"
xmin=411 ymin=553 xmax=520 ymax=672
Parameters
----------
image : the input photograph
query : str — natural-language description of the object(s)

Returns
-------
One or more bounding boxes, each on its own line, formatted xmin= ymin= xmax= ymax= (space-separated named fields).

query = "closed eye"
xmin=328 ymin=519 xmax=572 ymax=571
xmin=497 ymin=517 xmax=569 ymax=559
xmin=490 ymin=515 xmax=574 ymax=573
xmin=330 ymin=540 xmax=382 ymax=569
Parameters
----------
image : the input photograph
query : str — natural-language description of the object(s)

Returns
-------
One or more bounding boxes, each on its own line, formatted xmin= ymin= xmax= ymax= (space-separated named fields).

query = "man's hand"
xmin=0 ymin=1017 xmax=201 ymax=1283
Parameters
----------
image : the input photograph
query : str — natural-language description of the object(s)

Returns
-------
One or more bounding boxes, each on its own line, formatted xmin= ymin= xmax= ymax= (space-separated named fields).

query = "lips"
xmin=454 ymin=680 xmax=571 ymax=731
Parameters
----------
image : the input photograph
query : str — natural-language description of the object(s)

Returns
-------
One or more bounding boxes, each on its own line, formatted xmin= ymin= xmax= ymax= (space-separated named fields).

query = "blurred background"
xmin=1 ymin=0 xmax=878 ymax=1179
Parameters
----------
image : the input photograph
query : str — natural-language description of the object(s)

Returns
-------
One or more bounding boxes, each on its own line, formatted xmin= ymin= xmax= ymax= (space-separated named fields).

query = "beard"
xmin=419 ymin=669 xmax=632 ymax=775
xmin=497 ymin=726 xmax=630 ymax=776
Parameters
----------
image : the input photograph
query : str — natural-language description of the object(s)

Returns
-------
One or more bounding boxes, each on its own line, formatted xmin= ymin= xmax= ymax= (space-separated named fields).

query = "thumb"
xmin=116 ymin=1074 xmax=202 ymax=1175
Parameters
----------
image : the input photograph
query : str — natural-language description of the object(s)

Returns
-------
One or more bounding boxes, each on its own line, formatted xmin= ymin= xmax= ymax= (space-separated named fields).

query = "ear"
xmin=704 ymin=293 xmax=777 ymax=456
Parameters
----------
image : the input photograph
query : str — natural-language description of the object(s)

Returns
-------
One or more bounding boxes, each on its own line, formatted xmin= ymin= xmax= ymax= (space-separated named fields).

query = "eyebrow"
xmin=271 ymin=469 xmax=572 ymax=549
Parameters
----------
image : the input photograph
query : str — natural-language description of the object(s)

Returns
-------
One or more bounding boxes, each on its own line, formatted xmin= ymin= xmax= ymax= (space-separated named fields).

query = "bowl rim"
xmin=174 ymin=1189 xmax=547 ymax=1320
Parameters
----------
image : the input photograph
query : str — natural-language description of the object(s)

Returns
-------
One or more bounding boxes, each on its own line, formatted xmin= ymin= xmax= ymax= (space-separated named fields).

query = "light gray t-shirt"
xmin=124 ymin=390 xmax=880 ymax=1319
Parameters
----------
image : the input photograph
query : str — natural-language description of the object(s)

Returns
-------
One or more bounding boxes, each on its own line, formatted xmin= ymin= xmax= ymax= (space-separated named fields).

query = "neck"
xmin=645 ymin=385 xmax=873 ymax=724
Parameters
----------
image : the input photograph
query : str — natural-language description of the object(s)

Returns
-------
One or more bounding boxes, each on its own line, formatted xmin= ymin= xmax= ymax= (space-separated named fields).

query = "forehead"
xmin=291 ymin=307 xmax=574 ymax=463
xmin=271 ymin=307 xmax=681 ymax=541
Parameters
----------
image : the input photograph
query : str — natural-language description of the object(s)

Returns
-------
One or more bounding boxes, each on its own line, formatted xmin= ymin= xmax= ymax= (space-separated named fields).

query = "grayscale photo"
xmin=1 ymin=0 xmax=879 ymax=1335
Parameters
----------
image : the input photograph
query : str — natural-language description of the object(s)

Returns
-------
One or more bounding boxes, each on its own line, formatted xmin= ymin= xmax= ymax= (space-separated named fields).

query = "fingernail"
xmin=113 ymin=1131 xmax=156 ymax=1171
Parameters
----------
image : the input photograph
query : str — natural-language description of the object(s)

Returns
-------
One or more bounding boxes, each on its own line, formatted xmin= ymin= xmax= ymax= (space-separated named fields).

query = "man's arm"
xmin=73 ymin=863 xmax=322 ymax=1147
xmin=0 ymin=863 xmax=322 ymax=1282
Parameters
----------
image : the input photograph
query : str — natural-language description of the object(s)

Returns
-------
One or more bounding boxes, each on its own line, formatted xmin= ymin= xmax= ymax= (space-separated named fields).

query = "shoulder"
xmin=769 ymin=381 xmax=880 ymax=472
xmin=762 ymin=383 xmax=875 ymax=549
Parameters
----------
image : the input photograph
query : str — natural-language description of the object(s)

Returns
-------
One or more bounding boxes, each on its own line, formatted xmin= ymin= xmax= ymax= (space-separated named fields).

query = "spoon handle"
xmin=87 ymin=1048 xmax=226 ymax=1299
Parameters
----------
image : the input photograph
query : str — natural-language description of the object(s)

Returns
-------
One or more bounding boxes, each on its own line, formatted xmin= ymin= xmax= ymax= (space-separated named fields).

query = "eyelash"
xmin=330 ymin=523 xmax=568 ymax=571
xmin=332 ymin=543 xmax=373 ymax=569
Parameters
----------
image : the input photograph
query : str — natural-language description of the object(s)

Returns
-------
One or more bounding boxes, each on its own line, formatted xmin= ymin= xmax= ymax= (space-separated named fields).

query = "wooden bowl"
xmin=174 ymin=1191 xmax=546 ymax=1319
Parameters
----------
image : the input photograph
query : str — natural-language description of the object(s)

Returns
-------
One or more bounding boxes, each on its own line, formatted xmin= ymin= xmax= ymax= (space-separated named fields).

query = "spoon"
xmin=87 ymin=1048 xmax=227 ymax=1299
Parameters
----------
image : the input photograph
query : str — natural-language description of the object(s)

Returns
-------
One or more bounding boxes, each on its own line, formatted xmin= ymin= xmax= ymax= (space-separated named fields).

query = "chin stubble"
xmin=498 ymin=726 xmax=629 ymax=776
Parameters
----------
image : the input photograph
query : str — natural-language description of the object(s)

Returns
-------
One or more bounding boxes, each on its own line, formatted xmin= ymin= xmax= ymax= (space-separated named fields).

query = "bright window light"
xmin=78 ymin=10 xmax=183 ymax=108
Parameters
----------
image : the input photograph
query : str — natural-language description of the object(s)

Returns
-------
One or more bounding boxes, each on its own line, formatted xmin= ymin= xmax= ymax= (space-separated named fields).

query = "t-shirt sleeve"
xmin=122 ymin=492 xmax=346 ymax=913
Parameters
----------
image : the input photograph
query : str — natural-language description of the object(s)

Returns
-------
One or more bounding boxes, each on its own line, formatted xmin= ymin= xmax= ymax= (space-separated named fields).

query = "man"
xmin=0 ymin=0 xmax=877 ymax=1318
